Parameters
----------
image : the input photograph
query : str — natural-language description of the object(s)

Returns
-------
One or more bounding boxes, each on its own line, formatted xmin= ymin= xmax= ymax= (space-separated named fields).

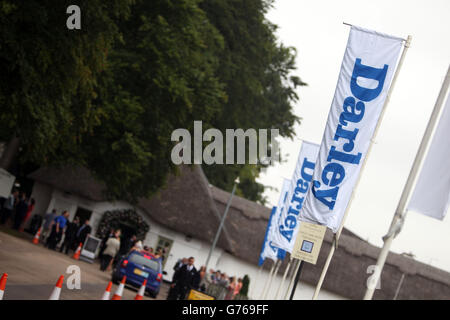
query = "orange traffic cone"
xmin=32 ymin=227 xmax=42 ymax=244
xmin=102 ymin=281 xmax=113 ymax=300
xmin=72 ymin=243 xmax=82 ymax=260
xmin=48 ymin=275 xmax=64 ymax=300
xmin=0 ymin=273 xmax=8 ymax=300
xmin=134 ymin=279 xmax=147 ymax=300
xmin=111 ymin=276 xmax=126 ymax=300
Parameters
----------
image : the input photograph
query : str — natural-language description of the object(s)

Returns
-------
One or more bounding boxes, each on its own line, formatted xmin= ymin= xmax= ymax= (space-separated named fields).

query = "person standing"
xmin=219 ymin=273 xmax=230 ymax=287
xmin=212 ymin=270 xmax=221 ymax=284
xmin=218 ymin=273 xmax=229 ymax=300
xmin=225 ymin=277 xmax=237 ymax=300
xmin=173 ymin=258 xmax=186 ymax=274
xmin=59 ymin=216 xmax=80 ymax=254
xmin=47 ymin=211 xmax=69 ymax=250
xmin=167 ymin=256 xmax=200 ymax=300
xmin=43 ymin=209 xmax=57 ymax=244
xmin=100 ymin=229 xmax=121 ymax=271
xmin=198 ymin=266 xmax=209 ymax=292
xmin=234 ymin=278 xmax=243 ymax=299
xmin=99 ymin=228 xmax=115 ymax=259
xmin=0 ymin=189 xmax=18 ymax=225
xmin=13 ymin=192 xmax=28 ymax=230
xmin=166 ymin=257 xmax=187 ymax=299
xmin=119 ymin=234 xmax=136 ymax=256
xmin=19 ymin=198 xmax=35 ymax=232
xmin=75 ymin=219 xmax=91 ymax=246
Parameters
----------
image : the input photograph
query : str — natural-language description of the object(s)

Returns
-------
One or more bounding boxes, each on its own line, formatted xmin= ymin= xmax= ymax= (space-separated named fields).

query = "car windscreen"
xmin=129 ymin=253 xmax=160 ymax=271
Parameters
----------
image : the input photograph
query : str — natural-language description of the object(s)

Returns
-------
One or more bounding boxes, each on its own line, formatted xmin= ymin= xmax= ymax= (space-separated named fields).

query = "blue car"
xmin=112 ymin=251 xmax=164 ymax=298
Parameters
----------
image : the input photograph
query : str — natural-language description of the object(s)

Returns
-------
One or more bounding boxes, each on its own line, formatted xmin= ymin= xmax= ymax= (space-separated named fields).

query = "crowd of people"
xmin=1 ymin=189 xmax=96 ymax=257
xmin=0 ymin=189 xmax=165 ymax=270
xmin=0 ymin=189 xmax=36 ymax=232
xmin=167 ymin=256 xmax=244 ymax=300
xmin=1 ymin=190 xmax=245 ymax=300
xmin=42 ymin=209 xmax=92 ymax=253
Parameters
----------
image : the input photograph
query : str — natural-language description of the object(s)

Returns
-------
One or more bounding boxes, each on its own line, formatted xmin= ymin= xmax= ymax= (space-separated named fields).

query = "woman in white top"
xmin=100 ymin=229 xmax=121 ymax=271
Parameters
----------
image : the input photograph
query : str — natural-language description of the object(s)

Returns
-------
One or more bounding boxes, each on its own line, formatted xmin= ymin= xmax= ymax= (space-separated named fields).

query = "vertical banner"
xmin=272 ymin=141 xmax=319 ymax=253
xmin=408 ymin=88 xmax=450 ymax=220
xmin=259 ymin=206 xmax=278 ymax=265
xmin=258 ymin=178 xmax=291 ymax=265
xmin=299 ymin=26 xmax=403 ymax=232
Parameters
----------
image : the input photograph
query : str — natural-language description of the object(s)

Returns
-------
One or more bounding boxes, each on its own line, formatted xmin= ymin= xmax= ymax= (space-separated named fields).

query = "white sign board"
xmin=291 ymin=222 xmax=327 ymax=265
xmin=0 ymin=168 xmax=15 ymax=198
xmin=80 ymin=235 xmax=102 ymax=262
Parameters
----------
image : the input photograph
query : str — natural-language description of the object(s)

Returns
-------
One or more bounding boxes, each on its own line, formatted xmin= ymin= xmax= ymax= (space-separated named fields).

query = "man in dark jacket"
xmin=13 ymin=192 xmax=28 ymax=230
xmin=119 ymin=234 xmax=136 ymax=255
xmin=59 ymin=216 xmax=80 ymax=254
xmin=167 ymin=256 xmax=200 ymax=300
xmin=173 ymin=258 xmax=187 ymax=276
xmin=75 ymin=219 xmax=92 ymax=246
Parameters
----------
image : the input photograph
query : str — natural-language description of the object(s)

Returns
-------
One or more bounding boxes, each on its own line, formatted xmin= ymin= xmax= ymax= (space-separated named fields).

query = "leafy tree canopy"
xmin=0 ymin=0 xmax=305 ymax=204
xmin=200 ymin=0 xmax=305 ymax=203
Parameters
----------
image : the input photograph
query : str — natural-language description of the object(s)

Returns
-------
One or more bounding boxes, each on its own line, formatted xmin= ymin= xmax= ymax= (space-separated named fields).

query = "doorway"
xmin=74 ymin=207 xmax=92 ymax=225
xmin=156 ymin=236 xmax=173 ymax=269
xmin=117 ymin=221 xmax=138 ymax=254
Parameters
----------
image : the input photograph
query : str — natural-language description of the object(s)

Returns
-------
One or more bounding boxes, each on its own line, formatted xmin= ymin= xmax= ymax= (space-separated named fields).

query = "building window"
xmin=156 ymin=236 xmax=173 ymax=269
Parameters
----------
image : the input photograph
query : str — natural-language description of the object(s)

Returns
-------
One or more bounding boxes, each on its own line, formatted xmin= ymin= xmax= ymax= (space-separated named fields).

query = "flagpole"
xmin=283 ymin=258 xmax=300 ymax=299
xmin=393 ymin=273 xmax=405 ymax=300
xmin=312 ymin=33 xmax=413 ymax=300
xmin=312 ymin=237 xmax=336 ymax=300
xmin=205 ymin=177 xmax=239 ymax=272
xmin=363 ymin=64 xmax=450 ymax=300
xmin=274 ymin=258 xmax=292 ymax=299
xmin=289 ymin=260 xmax=304 ymax=300
xmin=263 ymin=259 xmax=281 ymax=299
xmin=259 ymin=260 xmax=275 ymax=299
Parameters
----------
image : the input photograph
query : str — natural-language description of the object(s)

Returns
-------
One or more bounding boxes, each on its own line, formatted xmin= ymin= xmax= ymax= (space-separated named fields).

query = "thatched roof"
xmin=29 ymin=166 xmax=106 ymax=201
xmin=299 ymin=229 xmax=450 ymax=300
xmin=29 ymin=165 xmax=450 ymax=299
xmin=136 ymin=166 xmax=235 ymax=254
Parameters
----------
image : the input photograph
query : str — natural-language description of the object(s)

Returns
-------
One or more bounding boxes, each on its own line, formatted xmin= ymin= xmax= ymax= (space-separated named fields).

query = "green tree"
xmin=200 ymin=0 xmax=306 ymax=204
xmin=0 ymin=0 xmax=227 ymax=202
xmin=0 ymin=0 xmax=133 ymax=168
xmin=80 ymin=0 xmax=227 ymax=201
xmin=0 ymin=0 xmax=304 ymax=204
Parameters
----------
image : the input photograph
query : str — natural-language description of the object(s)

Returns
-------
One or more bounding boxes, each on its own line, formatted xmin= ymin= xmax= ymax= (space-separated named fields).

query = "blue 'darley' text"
xmin=311 ymin=58 xmax=389 ymax=210
xmin=279 ymin=157 xmax=315 ymax=242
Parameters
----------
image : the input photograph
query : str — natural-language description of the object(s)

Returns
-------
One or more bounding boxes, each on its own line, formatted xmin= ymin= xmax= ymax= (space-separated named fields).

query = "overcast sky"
xmin=258 ymin=0 xmax=450 ymax=272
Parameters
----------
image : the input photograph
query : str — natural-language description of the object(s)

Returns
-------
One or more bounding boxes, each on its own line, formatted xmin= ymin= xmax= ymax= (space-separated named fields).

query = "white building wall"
xmin=28 ymin=182 xmax=52 ymax=216
xmin=30 ymin=182 xmax=345 ymax=300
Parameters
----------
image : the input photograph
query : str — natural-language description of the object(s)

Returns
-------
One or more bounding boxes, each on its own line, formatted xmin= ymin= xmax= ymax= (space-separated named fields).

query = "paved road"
xmin=0 ymin=229 xmax=170 ymax=300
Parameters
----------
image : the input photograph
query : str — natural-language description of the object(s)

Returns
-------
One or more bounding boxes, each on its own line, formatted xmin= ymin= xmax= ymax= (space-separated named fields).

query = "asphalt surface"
xmin=0 ymin=228 xmax=170 ymax=300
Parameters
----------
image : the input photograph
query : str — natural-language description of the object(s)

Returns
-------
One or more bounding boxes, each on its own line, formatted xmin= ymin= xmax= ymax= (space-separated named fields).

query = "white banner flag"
xmin=408 ymin=88 xmax=450 ymax=220
xmin=272 ymin=141 xmax=319 ymax=252
xmin=258 ymin=206 xmax=279 ymax=264
xmin=299 ymin=26 xmax=403 ymax=232
xmin=259 ymin=178 xmax=291 ymax=264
